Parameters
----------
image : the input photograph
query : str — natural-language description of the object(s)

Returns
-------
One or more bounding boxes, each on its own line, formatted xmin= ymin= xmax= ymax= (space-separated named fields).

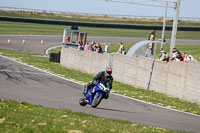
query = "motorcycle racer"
xmin=84 ymin=67 xmax=113 ymax=99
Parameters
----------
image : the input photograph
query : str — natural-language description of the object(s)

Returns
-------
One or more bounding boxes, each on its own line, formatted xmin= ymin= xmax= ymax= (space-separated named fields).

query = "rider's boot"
xmin=83 ymin=81 xmax=93 ymax=98
xmin=85 ymin=85 xmax=91 ymax=95
xmin=85 ymin=81 xmax=93 ymax=93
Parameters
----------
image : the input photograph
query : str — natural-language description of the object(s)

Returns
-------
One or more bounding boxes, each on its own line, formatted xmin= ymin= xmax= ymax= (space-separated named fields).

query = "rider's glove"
xmin=105 ymin=88 xmax=110 ymax=99
xmin=93 ymin=80 xmax=98 ymax=86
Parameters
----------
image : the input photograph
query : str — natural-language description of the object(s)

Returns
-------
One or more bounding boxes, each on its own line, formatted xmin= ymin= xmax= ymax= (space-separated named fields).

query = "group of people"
xmin=78 ymin=41 xmax=103 ymax=54
xmin=79 ymin=41 xmax=196 ymax=63
xmin=159 ymin=48 xmax=197 ymax=63
xmin=78 ymin=41 xmax=126 ymax=55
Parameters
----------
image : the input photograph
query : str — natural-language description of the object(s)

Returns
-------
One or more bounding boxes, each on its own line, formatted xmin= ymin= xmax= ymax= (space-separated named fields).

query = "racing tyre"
xmin=91 ymin=92 xmax=103 ymax=108
xmin=79 ymin=94 xmax=87 ymax=106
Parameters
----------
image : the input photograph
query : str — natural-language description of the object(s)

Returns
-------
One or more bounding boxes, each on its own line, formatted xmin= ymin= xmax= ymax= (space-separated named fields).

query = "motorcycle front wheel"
xmin=91 ymin=92 xmax=103 ymax=108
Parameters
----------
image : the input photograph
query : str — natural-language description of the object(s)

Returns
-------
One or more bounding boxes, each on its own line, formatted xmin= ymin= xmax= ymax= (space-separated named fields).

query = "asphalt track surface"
xmin=0 ymin=35 xmax=200 ymax=54
xmin=1 ymin=35 xmax=200 ymax=132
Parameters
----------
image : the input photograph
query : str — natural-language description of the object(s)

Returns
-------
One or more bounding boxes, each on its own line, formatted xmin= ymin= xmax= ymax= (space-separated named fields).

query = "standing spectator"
xmin=118 ymin=42 xmax=125 ymax=55
xmin=105 ymin=43 xmax=109 ymax=53
xmin=84 ymin=42 xmax=90 ymax=50
xmin=66 ymin=34 xmax=70 ymax=43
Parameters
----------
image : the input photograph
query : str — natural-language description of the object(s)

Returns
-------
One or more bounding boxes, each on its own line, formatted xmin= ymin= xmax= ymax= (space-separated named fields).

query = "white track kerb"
xmin=45 ymin=45 xmax=62 ymax=55
xmin=0 ymin=54 xmax=200 ymax=118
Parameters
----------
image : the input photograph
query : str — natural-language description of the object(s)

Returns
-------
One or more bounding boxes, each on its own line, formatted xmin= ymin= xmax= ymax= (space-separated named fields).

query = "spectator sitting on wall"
xmin=159 ymin=48 xmax=166 ymax=61
xmin=93 ymin=43 xmax=97 ymax=52
xmin=95 ymin=43 xmax=103 ymax=54
xmin=183 ymin=52 xmax=197 ymax=62
xmin=118 ymin=42 xmax=126 ymax=55
xmin=93 ymin=42 xmax=98 ymax=52
xmin=84 ymin=42 xmax=90 ymax=50
xmin=162 ymin=54 xmax=170 ymax=63
xmin=171 ymin=48 xmax=180 ymax=60
xmin=105 ymin=43 xmax=109 ymax=53
xmin=78 ymin=41 xmax=84 ymax=51
xmin=176 ymin=52 xmax=184 ymax=61
xmin=90 ymin=41 xmax=95 ymax=51
xmin=145 ymin=48 xmax=154 ymax=59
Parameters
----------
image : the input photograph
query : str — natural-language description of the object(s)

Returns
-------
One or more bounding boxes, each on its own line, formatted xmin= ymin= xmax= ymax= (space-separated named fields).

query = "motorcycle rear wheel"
xmin=91 ymin=92 xmax=103 ymax=108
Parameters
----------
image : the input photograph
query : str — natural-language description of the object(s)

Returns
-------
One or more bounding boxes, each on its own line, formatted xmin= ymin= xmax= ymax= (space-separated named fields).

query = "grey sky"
xmin=0 ymin=0 xmax=199 ymax=18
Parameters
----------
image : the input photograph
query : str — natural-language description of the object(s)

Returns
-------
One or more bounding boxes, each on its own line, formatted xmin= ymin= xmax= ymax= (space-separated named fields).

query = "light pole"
xmin=170 ymin=0 xmax=181 ymax=56
xmin=103 ymin=0 xmax=179 ymax=54
xmin=161 ymin=1 xmax=168 ymax=49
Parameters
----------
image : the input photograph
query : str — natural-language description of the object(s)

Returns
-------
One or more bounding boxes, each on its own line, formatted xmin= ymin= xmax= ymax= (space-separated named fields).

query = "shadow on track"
xmin=96 ymin=107 xmax=136 ymax=114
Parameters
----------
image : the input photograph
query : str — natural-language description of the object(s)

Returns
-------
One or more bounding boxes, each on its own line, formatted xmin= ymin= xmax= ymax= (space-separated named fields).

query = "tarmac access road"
xmin=1 ymin=35 xmax=200 ymax=132
xmin=0 ymin=35 xmax=200 ymax=54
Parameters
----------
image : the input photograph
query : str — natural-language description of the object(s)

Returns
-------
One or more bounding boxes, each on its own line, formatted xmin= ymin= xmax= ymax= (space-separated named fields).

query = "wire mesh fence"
xmin=1 ymin=6 xmax=200 ymax=22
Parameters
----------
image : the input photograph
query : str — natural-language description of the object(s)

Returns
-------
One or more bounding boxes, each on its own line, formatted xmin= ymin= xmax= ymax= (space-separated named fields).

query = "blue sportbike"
xmin=79 ymin=82 xmax=110 ymax=108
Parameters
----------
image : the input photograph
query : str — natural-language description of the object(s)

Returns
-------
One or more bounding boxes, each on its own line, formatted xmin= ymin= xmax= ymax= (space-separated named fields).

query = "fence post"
xmin=109 ymin=53 xmax=114 ymax=69
xmin=147 ymin=59 xmax=155 ymax=90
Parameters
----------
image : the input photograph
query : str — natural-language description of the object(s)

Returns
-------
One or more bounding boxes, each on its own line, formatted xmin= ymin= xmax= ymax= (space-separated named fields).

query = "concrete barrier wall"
xmin=112 ymin=54 xmax=154 ymax=89
xmin=150 ymin=61 xmax=200 ymax=104
xmin=61 ymin=47 xmax=110 ymax=75
xmin=184 ymin=62 xmax=200 ymax=103
xmin=61 ymin=47 xmax=200 ymax=104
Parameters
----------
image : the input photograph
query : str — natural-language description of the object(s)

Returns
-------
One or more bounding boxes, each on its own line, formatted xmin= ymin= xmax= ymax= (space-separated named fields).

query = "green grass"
xmin=1 ymin=10 xmax=200 ymax=27
xmin=47 ymin=47 xmax=62 ymax=56
xmin=1 ymin=48 xmax=200 ymax=116
xmin=0 ymin=99 xmax=185 ymax=133
xmin=0 ymin=21 xmax=68 ymax=35
xmin=1 ymin=21 xmax=200 ymax=40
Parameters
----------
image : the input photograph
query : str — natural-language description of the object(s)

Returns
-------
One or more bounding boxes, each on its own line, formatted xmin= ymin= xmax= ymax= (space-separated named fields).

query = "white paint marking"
xmin=45 ymin=45 xmax=62 ymax=55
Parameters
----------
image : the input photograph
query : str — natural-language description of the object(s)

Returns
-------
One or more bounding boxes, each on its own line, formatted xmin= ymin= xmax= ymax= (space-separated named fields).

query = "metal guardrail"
xmin=1 ymin=16 xmax=200 ymax=31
